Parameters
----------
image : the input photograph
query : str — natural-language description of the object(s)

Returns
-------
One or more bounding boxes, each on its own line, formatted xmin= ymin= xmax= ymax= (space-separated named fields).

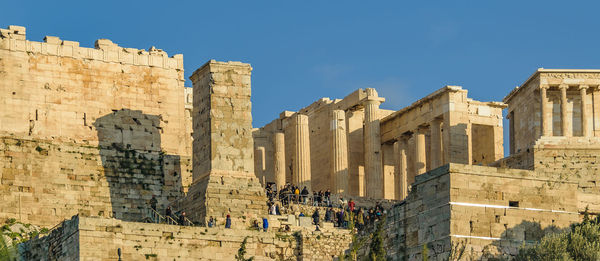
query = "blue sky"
xmin=4 ymin=1 xmax=600 ymax=153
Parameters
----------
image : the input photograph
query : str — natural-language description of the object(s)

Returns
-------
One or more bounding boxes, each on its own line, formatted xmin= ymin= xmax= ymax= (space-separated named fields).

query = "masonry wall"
xmin=0 ymin=26 xmax=193 ymax=227
xmin=372 ymin=164 xmax=582 ymax=261
xmin=22 ymin=215 xmax=353 ymax=261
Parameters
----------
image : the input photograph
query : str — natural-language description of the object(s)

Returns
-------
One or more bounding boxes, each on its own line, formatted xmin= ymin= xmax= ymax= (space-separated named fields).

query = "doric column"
xmin=430 ymin=118 xmax=442 ymax=169
xmin=415 ymin=127 xmax=427 ymax=175
xmin=363 ymin=88 xmax=385 ymax=198
xmin=293 ymin=114 xmax=311 ymax=190
xmin=331 ymin=110 xmax=349 ymax=195
xmin=540 ymin=85 xmax=551 ymax=136
xmin=559 ymin=84 xmax=571 ymax=137
xmin=580 ymin=85 xmax=591 ymax=137
xmin=395 ymin=139 xmax=408 ymax=200
xmin=273 ymin=131 xmax=286 ymax=190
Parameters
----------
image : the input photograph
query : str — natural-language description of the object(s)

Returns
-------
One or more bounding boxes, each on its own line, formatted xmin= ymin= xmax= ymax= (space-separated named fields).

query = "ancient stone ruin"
xmin=1 ymin=25 xmax=599 ymax=260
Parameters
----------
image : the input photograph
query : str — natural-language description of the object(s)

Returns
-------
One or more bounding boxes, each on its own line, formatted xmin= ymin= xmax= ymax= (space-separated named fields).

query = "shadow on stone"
xmin=93 ymin=109 xmax=183 ymax=222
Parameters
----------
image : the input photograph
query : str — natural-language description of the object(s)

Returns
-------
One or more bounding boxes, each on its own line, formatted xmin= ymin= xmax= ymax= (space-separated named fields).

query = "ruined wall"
xmin=184 ymin=60 xmax=266 ymax=226
xmin=20 ymin=215 xmax=80 ymax=260
xmin=0 ymin=26 xmax=193 ymax=227
xmin=371 ymin=164 xmax=581 ymax=260
xmin=22 ymin=215 xmax=352 ymax=261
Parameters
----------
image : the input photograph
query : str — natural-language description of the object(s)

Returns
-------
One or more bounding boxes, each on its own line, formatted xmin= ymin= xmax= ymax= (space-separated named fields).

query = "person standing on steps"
xmin=179 ymin=211 xmax=186 ymax=226
xmin=150 ymin=195 xmax=158 ymax=212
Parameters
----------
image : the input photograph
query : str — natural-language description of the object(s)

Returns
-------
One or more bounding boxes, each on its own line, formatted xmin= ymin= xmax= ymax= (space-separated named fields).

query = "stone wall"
xmin=21 ymin=215 xmax=353 ymax=261
xmin=0 ymin=134 xmax=190 ymax=227
xmin=0 ymin=25 xmax=193 ymax=227
xmin=369 ymin=164 xmax=582 ymax=261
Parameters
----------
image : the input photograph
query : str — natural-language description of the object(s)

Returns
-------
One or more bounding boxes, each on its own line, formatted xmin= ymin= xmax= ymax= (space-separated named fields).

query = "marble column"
xmin=415 ymin=127 xmax=427 ymax=175
xmin=331 ymin=110 xmax=349 ymax=195
xmin=363 ymin=88 xmax=384 ymax=198
xmin=580 ymin=85 xmax=591 ymax=137
xmin=540 ymin=85 xmax=551 ymax=136
xmin=430 ymin=118 xmax=442 ymax=169
xmin=559 ymin=84 xmax=571 ymax=137
xmin=293 ymin=114 xmax=311 ymax=190
xmin=273 ymin=131 xmax=286 ymax=190
xmin=395 ymin=139 xmax=408 ymax=200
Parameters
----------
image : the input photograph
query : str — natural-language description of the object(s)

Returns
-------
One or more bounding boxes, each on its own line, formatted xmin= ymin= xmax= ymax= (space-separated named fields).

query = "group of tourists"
xmin=266 ymin=183 xmax=332 ymax=207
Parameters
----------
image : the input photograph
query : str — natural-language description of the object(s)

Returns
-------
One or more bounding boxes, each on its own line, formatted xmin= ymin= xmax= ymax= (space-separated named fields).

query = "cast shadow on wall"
xmin=94 ymin=109 xmax=183 ymax=222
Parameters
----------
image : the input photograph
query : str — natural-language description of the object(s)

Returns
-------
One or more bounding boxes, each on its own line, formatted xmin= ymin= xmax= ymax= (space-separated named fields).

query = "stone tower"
xmin=184 ymin=60 xmax=266 ymax=227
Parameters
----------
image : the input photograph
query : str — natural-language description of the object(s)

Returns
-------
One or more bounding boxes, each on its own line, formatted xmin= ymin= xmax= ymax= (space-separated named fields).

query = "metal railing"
xmin=146 ymin=207 xmax=179 ymax=225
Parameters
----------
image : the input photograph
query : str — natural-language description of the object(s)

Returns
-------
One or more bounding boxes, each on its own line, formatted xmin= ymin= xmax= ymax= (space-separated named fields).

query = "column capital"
xmin=579 ymin=84 xmax=589 ymax=90
xmin=540 ymin=84 xmax=550 ymax=90
xmin=558 ymin=84 xmax=569 ymax=90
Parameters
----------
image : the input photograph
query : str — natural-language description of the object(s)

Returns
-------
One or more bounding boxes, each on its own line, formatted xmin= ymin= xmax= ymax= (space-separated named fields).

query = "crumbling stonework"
xmin=184 ymin=60 xmax=267 ymax=227
xmin=3 ymin=24 xmax=600 ymax=261
xmin=0 ymin=25 xmax=193 ymax=227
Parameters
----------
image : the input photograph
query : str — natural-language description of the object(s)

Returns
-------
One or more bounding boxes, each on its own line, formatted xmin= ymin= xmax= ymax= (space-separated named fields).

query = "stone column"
xmin=580 ymin=85 xmax=591 ymax=137
xmin=415 ymin=127 xmax=427 ymax=175
xmin=331 ymin=110 xmax=349 ymax=195
xmin=430 ymin=118 xmax=442 ymax=169
xmin=363 ymin=88 xmax=385 ymax=199
xmin=559 ymin=84 xmax=571 ymax=137
xmin=395 ymin=139 xmax=408 ymax=200
xmin=293 ymin=114 xmax=311 ymax=190
xmin=254 ymin=146 xmax=266 ymax=183
xmin=273 ymin=131 xmax=286 ymax=190
xmin=540 ymin=85 xmax=551 ymax=136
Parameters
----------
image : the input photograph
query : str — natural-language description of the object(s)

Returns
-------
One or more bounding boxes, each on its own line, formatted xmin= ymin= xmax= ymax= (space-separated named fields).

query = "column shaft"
xmin=430 ymin=119 xmax=442 ymax=169
xmin=273 ymin=132 xmax=286 ymax=190
xmin=293 ymin=114 xmax=311 ymax=190
xmin=331 ymin=110 xmax=349 ymax=194
xmin=540 ymin=86 xmax=550 ymax=136
xmin=415 ymin=128 xmax=427 ymax=175
xmin=364 ymin=89 xmax=383 ymax=198
xmin=580 ymin=85 xmax=591 ymax=137
xmin=395 ymin=139 xmax=408 ymax=200
xmin=560 ymin=85 xmax=571 ymax=137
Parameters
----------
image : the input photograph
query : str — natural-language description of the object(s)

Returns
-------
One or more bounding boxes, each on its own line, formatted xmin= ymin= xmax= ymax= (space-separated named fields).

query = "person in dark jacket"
xmin=312 ymin=209 xmax=320 ymax=225
xmin=165 ymin=206 xmax=172 ymax=219
xmin=179 ymin=211 xmax=186 ymax=226
xmin=325 ymin=208 xmax=332 ymax=222
xmin=149 ymin=195 xmax=158 ymax=212
xmin=225 ymin=214 xmax=232 ymax=228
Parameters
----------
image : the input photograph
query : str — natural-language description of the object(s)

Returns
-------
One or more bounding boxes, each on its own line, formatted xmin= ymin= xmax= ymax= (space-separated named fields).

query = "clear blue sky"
xmin=4 ymin=1 xmax=600 ymax=150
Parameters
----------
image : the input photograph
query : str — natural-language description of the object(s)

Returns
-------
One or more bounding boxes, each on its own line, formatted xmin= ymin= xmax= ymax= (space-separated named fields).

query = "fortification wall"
xmin=22 ymin=215 xmax=353 ymax=261
xmin=0 ymin=26 xmax=193 ymax=227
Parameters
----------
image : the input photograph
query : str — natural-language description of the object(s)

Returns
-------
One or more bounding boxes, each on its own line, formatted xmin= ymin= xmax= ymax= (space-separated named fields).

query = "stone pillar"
xmin=415 ymin=127 xmax=427 ymax=175
xmin=273 ymin=131 xmax=286 ymax=190
xmin=395 ymin=139 xmax=408 ymax=200
xmin=293 ymin=113 xmax=311 ymax=191
xmin=254 ymin=146 xmax=266 ymax=183
xmin=363 ymin=88 xmax=385 ymax=199
xmin=540 ymin=85 xmax=551 ymax=136
xmin=430 ymin=118 xmax=442 ymax=169
xmin=559 ymin=84 xmax=571 ymax=137
xmin=467 ymin=123 xmax=472 ymax=165
xmin=186 ymin=60 xmax=266 ymax=227
xmin=580 ymin=85 xmax=591 ymax=137
xmin=331 ymin=110 xmax=349 ymax=195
